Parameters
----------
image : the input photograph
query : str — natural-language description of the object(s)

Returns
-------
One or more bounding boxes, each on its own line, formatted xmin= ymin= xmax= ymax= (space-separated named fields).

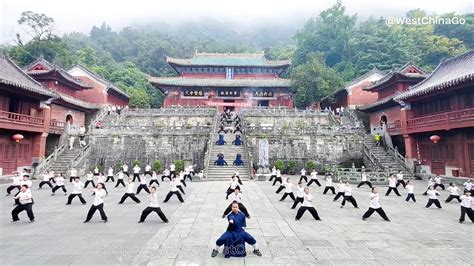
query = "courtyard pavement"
xmin=0 ymin=177 xmax=472 ymax=265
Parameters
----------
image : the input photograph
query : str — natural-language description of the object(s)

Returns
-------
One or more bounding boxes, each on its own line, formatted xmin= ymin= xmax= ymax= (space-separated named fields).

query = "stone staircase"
xmin=363 ymin=134 xmax=412 ymax=177
xmin=206 ymin=132 xmax=251 ymax=180
xmin=46 ymin=146 xmax=83 ymax=175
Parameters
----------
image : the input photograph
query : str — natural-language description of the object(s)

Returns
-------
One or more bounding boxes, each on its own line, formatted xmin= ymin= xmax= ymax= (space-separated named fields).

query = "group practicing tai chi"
xmin=4 ymin=109 xmax=474 ymax=260
xmin=6 ymin=162 xmax=197 ymax=224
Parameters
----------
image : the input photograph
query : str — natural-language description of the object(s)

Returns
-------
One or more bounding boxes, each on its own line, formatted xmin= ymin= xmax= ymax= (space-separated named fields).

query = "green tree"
xmin=128 ymin=89 xmax=151 ymax=108
xmin=293 ymin=0 xmax=356 ymax=67
xmin=290 ymin=53 xmax=344 ymax=108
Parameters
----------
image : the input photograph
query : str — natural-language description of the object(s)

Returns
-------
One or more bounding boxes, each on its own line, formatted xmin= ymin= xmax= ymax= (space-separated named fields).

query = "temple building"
xmin=357 ymin=62 xmax=427 ymax=154
xmin=0 ymin=55 xmax=127 ymax=175
xmin=0 ymin=56 xmax=58 ymax=175
xmin=25 ymin=58 xmax=99 ymax=155
xmin=320 ymin=68 xmax=385 ymax=110
xmin=149 ymin=52 xmax=292 ymax=111
xmin=393 ymin=51 xmax=474 ymax=177
xmin=68 ymin=64 xmax=130 ymax=106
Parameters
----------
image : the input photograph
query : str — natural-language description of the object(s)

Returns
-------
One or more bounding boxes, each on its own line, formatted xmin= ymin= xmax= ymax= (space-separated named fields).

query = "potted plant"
xmin=152 ymin=160 xmax=162 ymax=173
xmin=288 ymin=160 xmax=298 ymax=175
xmin=174 ymin=160 xmax=185 ymax=172
xmin=274 ymin=159 xmax=285 ymax=171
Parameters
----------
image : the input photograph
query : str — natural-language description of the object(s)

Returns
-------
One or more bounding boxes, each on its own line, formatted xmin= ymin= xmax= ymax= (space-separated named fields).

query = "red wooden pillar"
xmin=401 ymin=106 xmax=417 ymax=161
xmin=403 ymin=134 xmax=417 ymax=160
xmin=32 ymin=105 xmax=51 ymax=160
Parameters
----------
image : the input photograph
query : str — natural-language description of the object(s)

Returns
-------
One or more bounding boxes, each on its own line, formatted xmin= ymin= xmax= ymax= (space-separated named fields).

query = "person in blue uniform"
xmin=232 ymin=135 xmax=243 ymax=146
xmin=211 ymin=202 xmax=262 ymax=258
xmin=233 ymin=154 xmax=244 ymax=166
xmin=214 ymin=153 xmax=228 ymax=166
xmin=215 ymin=134 xmax=226 ymax=145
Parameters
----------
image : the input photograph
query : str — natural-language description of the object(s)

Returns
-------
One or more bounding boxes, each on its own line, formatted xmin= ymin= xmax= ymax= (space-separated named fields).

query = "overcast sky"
xmin=1 ymin=0 xmax=473 ymax=44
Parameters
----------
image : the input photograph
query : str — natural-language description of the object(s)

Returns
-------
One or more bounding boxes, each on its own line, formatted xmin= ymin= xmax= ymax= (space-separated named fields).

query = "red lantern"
xmin=430 ymin=135 xmax=441 ymax=143
xmin=12 ymin=134 xmax=24 ymax=143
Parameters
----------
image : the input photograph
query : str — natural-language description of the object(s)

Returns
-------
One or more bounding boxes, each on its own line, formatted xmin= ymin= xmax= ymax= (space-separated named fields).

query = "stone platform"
xmin=0 ymin=177 xmax=472 ymax=265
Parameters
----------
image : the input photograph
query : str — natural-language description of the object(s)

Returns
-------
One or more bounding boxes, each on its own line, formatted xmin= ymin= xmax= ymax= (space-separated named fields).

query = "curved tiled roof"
xmin=329 ymin=68 xmax=385 ymax=97
xmin=364 ymin=63 xmax=427 ymax=91
xmin=26 ymin=58 xmax=93 ymax=90
xmin=394 ymin=50 xmax=474 ymax=101
xmin=68 ymin=64 xmax=130 ymax=99
xmin=54 ymin=92 xmax=99 ymax=110
xmin=166 ymin=52 xmax=291 ymax=68
xmin=0 ymin=55 xmax=57 ymax=98
xmin=149 ymin=77 xmax=290 ymax=88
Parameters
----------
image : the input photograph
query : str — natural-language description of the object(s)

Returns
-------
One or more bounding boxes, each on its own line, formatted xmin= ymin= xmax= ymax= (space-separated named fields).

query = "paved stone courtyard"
xmin=0 ymin=177 xmax=472 ymax=265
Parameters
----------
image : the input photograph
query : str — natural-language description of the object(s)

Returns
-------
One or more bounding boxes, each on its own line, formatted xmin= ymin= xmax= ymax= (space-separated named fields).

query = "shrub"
xmin=174 ymin=160 xmax=185 ymax=172
xmin=288 ymin=160 xmax=298 ymax=174
xmin=274 ymin=159 xmax=285 ymax=171
xmin=314 ymin=163 xmax=324 ymax=174
xmin=113 ymin=161 xmax=123 ymax=172
xmin=305 ymin=161 xmax=316 ymax=170
xmin=132 ymin=159 xmax=141 ymax=167
xmin=152 ymin=160 xmax=162 ymax=172
xmin=91 ymin=165 xmax=104 ymax=172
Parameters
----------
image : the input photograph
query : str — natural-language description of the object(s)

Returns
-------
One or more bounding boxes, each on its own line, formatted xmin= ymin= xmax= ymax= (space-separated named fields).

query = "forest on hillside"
xmin=1 ymin=1 xmax=473 ymax=108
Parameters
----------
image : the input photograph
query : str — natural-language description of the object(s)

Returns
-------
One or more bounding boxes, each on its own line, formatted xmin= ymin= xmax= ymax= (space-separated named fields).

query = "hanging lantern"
xmin=12 ymin=134 xmax=24 ymax=143
xmin=430 ymin=135 xmax=441 ymax=143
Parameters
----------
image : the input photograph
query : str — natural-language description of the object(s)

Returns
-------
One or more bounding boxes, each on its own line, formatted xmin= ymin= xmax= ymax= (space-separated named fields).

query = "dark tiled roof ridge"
xmin=0 ymin=55 xmax=57 ymax=97
xmin=69 ymin=64 xmax=130 ymax=99
xmin=394 ymin=50 xmax=474 ymax=101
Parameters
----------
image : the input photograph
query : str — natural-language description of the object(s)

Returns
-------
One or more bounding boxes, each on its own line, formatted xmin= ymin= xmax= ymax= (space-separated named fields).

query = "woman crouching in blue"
xmin=211 ymin=202 xmax=262 ymax=258
xmin=233 ymin=154 xmax=244 ymax=166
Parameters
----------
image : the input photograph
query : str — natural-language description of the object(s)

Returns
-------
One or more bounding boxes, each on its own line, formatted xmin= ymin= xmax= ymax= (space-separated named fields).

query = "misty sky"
xmin=1 ymin=0 xmax=473 ymax=44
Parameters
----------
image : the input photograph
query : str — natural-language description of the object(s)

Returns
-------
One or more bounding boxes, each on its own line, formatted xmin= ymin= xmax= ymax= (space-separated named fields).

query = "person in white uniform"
xmin=51 ymin=173 xmax=67 ymax=195
xmin=222 ymin=188 xmax=250 ymax=218
xmin=122 ymin=163 xmax=129 ymax=177
xmin=445 ymin=182 xmax=462 ymax=203
xmin=11 ymin=185 xmax=35 ymax=222
xmin=163 ymin=176 xmax=184 ymax=203
xmin=84 ymin=171 xmax=95 ymax=188
xmin=433 ymin=175 xmax=445 ymax=191
xmin=138 ymin=187 xmax=169 ymax=223
xmin=341 ymin=181 xmax=358 ymax=208
xmin=161 ymin=168 xmax=171 ymax=182
xmin=136 ymin=174 xmax=150 ymax=194
xmin=405 ymin=180 xmax=416 ymax=203
xmin=425 ymin=186 xmax=442 ymax=209
xmin=459 ymin=191 xmax=474 ymax=223
xmin=395 ymin=171 xmax=406 ymax=189
xmin=106 ymin=167 xmax=115 ymax=183
xmin=132 ymin=164 xmax=141 ymax=182
xmin=115 ymin=171 xmax=126 ymax=187
xmin=333 ymin=180 xmax=346 ymax=202
xmin=149 ymin=171 xmax=160 ymax=186
xmin=144 ymin=164 xmax=152 ymax=178
xmin=118 ymin=178 xmax=141 ymax=204
xmin=362 ymin=187 xmax=390 ymax=222
xmin=84 ymin=183 xmax=108 ymax=223
xmin=66 ymin=177 xmax=86 ymax=205
xmin=385 ymin=175 xmax=401 ymax=196
xmin=323 ymin=175 xmax=335 ymax=194
xmin=38 ymin=171 xmax=54 ymax=189
xmin=299 ymin=168 xmax=308 ymax=183
xmin=307 ymin=170 xmax=321 ymax=187
xmin=279 ymin=178 xmax=296 ymax=201
xmin=69 ymin=168 xmax=78 ymax=182
xmin=292 ymin=182 xmax=305 ymax=209
xmin=357 ymin=171 xmax=372 ymax=189
xmin=295 ymin=187 xmax=321 ymax=221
